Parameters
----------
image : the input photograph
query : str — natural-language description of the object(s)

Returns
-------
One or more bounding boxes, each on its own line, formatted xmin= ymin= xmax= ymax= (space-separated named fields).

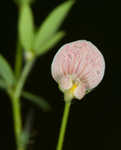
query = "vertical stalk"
xmin=13 ymin=5 xmax=34 ymax=150
xmin=11 ymin=95 xmax=23 ymax=150
xmin=56 ymin=101 xmax=71 ymax=150
xmin=12 ymin=53 xmax=34 ymax=150
xmin=15 ymin=39 xmax=23 ymax=80
xmin=10 ymin=59 xmax=34 ymax=150
xmin=14 ymin=38 xmax=23 ymax=150
xmin=14 ymin=59 xmax=34 ymax=99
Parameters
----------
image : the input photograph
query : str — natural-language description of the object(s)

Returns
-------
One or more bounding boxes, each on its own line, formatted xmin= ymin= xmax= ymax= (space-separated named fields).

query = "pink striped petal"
xmin=51 ymin=40 xmax=105 ymax=100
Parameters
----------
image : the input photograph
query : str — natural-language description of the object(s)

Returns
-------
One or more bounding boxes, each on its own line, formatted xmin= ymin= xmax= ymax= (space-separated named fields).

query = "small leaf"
xmin=33 ymin=0 xmax=74 ymax=51
xmin=36 ymin=31 xmax=65 ymax=55
xmin=22 ymin=91 xmax=51 ymax=111
xmin=19 ymin=4 xmax=34 ymax=51
xmin=0 ymin=78 xmax=7 ymax=89
xmin=0 ymin=55 xmax=15 ymax=86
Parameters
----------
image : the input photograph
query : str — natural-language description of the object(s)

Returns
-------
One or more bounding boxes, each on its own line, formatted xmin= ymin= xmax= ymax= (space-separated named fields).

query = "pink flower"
xmin=51 ymin=40 xmax=105 ymax=101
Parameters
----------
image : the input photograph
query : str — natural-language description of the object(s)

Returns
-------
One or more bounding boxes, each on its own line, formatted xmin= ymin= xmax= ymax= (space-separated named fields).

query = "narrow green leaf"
xmin=36 ymin=31 xmax=65 ymax=55
xmin=0 ymin=78 xmax=7 ymax=89
xmin=33 ymin=0 xmax=74 ymax=51
xmin=0 ymin=55 xmax=15 ymax=86
xmin=22 ymin=91 xmax=51 ymax=111
xmin=19 ymin=4 xmax=34 ymax=51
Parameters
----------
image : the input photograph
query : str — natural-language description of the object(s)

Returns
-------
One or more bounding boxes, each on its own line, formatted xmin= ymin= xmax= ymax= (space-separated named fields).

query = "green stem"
xmin=12 ymin=97 xmax=22 ymax=150
xmin=15 ymin=39 xmax=23 ymax=80
xmin=11 ymin=58 xmax=34 ymax=150
xmin=56 ymin=101 xmax=71 ymax=150
xmin=14 ymin=38 xmax=24 ymax=150
xmin=11 ymin=59 xmax=34 ymax=150
xmin=14 ymin=59 xmax=34 ymax=99
xmin=13 ymin=5 xmax=33 ymax=150
xmin=13 ymin=35 xmax=23 ymax=150
xmin=8 ymin=90 xmax=23 ymax=150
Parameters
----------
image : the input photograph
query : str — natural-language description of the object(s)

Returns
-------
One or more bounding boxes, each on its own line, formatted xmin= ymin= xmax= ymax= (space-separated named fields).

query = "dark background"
xmin=0 ymin=0 xmax=121 ymax=150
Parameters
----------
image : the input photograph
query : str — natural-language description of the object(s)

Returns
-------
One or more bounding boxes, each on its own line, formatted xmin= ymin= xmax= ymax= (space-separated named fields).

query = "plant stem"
xmin=8 ymin=90 xmax=23 ymax=150
xmin=13 ymin=6 xmax=34 ymax=150
xmin=14 ymin=59 xmax=34 ymax=99
xmin=13 ymin=34 xmax=23 ymax=150
xmin=12 ymin=58 xmax=34 ymax=150
xmin=56 ymin=101 xmax=71 ymax=150
xmin=12 ymin=97 xmax=23 ymax=150
xmin=15 ymin=39 xmax=23 ymax=80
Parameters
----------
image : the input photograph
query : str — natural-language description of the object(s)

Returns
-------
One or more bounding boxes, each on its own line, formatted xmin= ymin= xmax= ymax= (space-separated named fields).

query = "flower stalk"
xmin=56 ymin=100 xmax=71 ymax=150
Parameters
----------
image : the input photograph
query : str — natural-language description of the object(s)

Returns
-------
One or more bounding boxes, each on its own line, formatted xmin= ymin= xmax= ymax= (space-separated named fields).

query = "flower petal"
xmin=74 ymin=82 xmax=86 ymax=100
xmin=59 ymin=75 xmax=72 ymax=92
xmin=51 ymin=40 xmax=105 ymax=92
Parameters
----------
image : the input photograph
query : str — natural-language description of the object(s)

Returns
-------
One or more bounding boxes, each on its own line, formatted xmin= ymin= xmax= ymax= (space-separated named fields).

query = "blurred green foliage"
xmin=0 ymin=55 xmax=15 ymax=87
xmin=18 ymin=0 xmax=74 ymax=55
